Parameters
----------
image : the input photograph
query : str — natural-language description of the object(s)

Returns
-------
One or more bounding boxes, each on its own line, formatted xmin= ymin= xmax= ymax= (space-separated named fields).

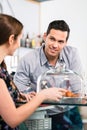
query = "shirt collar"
xmin=59 ymin=50 xmax=64 ymax=61
xmin=40 ymin=43 xmax=64 ymax=66
xmin=40 ymin=43 xmax=48 ymax=66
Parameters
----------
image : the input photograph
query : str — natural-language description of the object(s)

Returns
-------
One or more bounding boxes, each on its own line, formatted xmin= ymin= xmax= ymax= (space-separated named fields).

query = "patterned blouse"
xmin=0 ymin=63 xmax=24 ymax=130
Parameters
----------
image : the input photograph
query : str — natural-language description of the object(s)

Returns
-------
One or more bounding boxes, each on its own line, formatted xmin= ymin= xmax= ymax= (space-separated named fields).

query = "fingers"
xmin=52 ymin=88 xmax=67 ymax=101
xmin=57 ymin=88 xmax=67 ymax=97
xmin=19 ymin=92 xmax=36 ymax=102
xmin=30 ymin=92 xmax=36 ymax=96
xmin=25 ymin=92 xmax=36 ymax=102
xmin=58 ymin=88 xmax=67 ymax=92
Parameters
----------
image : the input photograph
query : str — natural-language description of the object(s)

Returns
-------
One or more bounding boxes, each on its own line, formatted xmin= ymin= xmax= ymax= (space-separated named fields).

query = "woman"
xmin=0 ymin=14 xmax=66 ymax=130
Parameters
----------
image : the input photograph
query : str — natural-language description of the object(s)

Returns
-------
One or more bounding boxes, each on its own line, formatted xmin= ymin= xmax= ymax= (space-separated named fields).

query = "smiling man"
xmin=14 ymin=20 xmax=83 ymax=130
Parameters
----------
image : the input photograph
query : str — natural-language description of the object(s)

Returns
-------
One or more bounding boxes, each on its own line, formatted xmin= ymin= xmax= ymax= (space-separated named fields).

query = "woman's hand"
xmin=39 ymin=87 xmax=67 ymax=102
xmin=20 ymin=91 xmax=36 ymax=102
xmin=26 ymin=92 xmax=36 ymax=102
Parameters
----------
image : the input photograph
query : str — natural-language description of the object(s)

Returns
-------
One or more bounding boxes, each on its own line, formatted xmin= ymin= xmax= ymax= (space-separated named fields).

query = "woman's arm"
xmin=0 ymin=78 xmax=66 ymax=128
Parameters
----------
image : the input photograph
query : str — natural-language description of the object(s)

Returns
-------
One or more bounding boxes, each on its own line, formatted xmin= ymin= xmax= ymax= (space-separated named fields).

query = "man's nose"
xmin=53 ymin=41 xmax=59 ymax=48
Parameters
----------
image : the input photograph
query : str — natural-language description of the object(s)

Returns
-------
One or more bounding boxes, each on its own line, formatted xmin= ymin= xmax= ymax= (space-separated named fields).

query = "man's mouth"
xmin=50 ymin=48 xmax=58 ymax=53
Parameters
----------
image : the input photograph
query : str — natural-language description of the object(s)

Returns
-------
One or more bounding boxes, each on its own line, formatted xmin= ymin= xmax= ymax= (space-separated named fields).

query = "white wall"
xmin=1 ymin=0 xmax=87 ymax=75
xmin=0 ymin=0 xmax=40 ymax=72
xmin=40 ymin=0 xmax=87 ymax=75
xmin=0 ymin=0 xmax=40 ymax=37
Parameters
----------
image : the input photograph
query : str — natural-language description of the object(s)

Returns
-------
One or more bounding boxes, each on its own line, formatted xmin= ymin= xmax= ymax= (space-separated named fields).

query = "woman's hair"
xmin=0 ymin=14 xmax=23 ymax=45
xmin=1 ymin=60 xmax=7 ymax=70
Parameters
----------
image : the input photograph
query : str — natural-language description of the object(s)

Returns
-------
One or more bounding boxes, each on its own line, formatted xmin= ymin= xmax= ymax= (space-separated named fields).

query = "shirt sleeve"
xmin=14 ymin=57 xmax=31 ymax=92
xmin=63 ymin=46 xmax=84 ymax=78
xmin=70 ymin=47 xmax=84 ymax=78
xmin=63 ymin=46 xmax=84 ymax=93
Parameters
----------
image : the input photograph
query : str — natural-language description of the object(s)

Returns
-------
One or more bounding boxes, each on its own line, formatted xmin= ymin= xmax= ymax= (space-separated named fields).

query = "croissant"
xmin=65 ymin=91 xmax=79 ymax=97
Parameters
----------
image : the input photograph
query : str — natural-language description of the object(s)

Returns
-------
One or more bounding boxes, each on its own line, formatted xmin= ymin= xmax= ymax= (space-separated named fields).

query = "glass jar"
xmin=37 ymin=62 xmax=83 ymax=98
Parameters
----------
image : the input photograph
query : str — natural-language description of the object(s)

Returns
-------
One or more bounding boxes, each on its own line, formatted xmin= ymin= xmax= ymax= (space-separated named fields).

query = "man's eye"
xmin=50 ymin=37 xmax=55 ymax=41
xmin=58 ymin=40 xmax=64 ymax=44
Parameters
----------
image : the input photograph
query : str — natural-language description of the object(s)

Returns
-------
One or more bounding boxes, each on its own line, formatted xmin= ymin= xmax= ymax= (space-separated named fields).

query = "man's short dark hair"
xmin=46 ymin=20 xmax=70 ymax=41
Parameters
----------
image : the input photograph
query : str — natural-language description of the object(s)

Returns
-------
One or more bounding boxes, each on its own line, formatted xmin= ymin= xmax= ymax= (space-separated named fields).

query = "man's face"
xmin=44 ymin=29 xmax=68 ymax=58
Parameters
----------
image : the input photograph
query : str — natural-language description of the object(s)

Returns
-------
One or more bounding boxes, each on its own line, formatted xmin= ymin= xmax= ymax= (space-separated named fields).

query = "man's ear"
xmin=8 ymin=34 xmax=14 ymax=45
xmin=43 ymin=32 xmax=47 ymax=42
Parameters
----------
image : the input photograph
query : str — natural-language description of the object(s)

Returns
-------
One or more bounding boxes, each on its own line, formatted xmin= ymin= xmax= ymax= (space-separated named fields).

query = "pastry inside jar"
xmin=65 ymin=90 xmax=80 ymax=97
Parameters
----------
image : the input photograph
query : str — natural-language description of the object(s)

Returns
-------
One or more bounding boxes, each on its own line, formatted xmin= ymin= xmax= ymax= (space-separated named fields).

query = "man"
xmin=14 ymin=20 xmax=83 ymax=130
